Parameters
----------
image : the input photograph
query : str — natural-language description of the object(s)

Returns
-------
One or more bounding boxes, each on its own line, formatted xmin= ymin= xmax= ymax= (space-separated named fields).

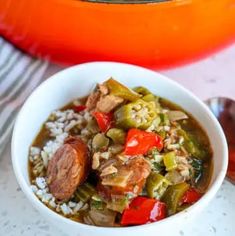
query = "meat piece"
xmin=86 ymin=82 xmax=123 ymax=112
xmin=92 ymin=152 xmax=101 ymax=170
xmin=98 ymin=156 xmax=151 ymax=200
xmin=85 ymin=91 xmax=100 ymax=110
xmin=100 ymin=164 xmax=118 ymax=177
xmin=96 ymin=95 xmax=124 ymax=113
xmin=125 ymin=156 xmax=151 ymax=188
xmin=98 ymin=84 xmax=109 ymax=95
xmin=47 ymin=137 xmax=90 ymax=201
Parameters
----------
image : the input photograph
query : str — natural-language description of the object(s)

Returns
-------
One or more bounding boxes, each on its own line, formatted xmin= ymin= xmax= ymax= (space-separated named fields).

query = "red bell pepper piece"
xmin=73 ymin=105 xmax=86 ymax=112
xmin=181 ymin=188 xmax=202 ymax=204
xmin=124 ymin=128 xmax=163 ymax=156
xmin=93 ymin=111 xmax=113 ymax=133
xmin=121 ymin=196 xmax=166 ymax=226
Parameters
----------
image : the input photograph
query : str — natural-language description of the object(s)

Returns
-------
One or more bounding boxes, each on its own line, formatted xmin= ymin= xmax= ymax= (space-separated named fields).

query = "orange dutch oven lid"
xmin=0 ymin=0 xmax=235 ymax=68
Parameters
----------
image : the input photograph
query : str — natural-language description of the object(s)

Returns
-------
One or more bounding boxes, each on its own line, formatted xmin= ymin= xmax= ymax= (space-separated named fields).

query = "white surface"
xmin=11 ymin=62 xmax=228 ymax=236
xmin=1 ymin=44 xmax=235 ymax=235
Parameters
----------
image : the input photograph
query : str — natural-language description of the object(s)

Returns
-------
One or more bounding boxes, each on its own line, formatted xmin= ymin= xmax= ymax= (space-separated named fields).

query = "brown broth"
xmin=160 ymin=98 xmax=213 ymax=191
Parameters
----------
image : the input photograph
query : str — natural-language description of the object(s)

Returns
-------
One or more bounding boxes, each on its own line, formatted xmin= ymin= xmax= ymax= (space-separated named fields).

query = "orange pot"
xmin=1 ymin=0 xmax=235 ymax=68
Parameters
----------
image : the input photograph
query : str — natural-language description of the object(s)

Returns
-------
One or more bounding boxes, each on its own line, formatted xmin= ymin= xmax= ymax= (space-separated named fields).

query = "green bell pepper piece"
xmin=162 ymin=182 xmax=190 ymax=215
xmin=105 ymin=78 xmax=141 ymax=101
xmin=106 ymin=128 xmax=126 ymax=144
xmin=178 ymin=129 xmax=207 ymax=159
xmin=106 ymin=196 xmax=129 ymax=213
xmin=146 ymin=172 xmax=171 ymax=199
xmin=114 ymin=99 xmax=157 ymax=129
xmin=163 ymin=152 xmax=177 ymax=171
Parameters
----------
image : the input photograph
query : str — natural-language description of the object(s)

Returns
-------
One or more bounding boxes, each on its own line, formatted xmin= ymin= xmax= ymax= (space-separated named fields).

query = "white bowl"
xmin=12 ymin=62 xmax=228 ymax=236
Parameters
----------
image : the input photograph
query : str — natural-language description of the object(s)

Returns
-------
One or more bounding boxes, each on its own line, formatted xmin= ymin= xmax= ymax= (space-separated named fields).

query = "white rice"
xmin=80 ymin=203 xmax=89 ymax=211
xmin=42 ymin=132 xmax=68 ymax=161
xmin=33 ymin=177 xmax=80 ymax=215
xmin=35 ymin=177 xmax=47 ymax=189
xmin=68 ymin=201 xmax=77 ymax=208
xmin=30 ymin=147 xmax=41 ymax=156
xmin=31 ymin=185 xmax=38 ymax=193
xmin=31 ymin=109 xmax=92 ymax=171
xmin=41 ymin=193 xmax=53 ymax=203
xmin=49 ymin=199 xmax=57 ymax=208
xmin=73 ymin=201 xmax=84 ymax=213
xmin=60 ymin=203 xmax=73 ymax=215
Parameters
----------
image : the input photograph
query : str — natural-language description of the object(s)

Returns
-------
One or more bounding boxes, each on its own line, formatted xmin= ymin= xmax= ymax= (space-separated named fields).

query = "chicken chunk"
xmin=47 ymin=137 xmax=90 ymax=201
xmin=85 ymin=91 xmax=100 ymax=110
xmin=96 ymin=95 xmax=124 ymax=113
xmin=98 ymin=156 xmax=151 ymax=200
xmin=98 ymin=84 xmax=109 ymax=95
xmin=85 ymin=83 xmax=123 ymax=112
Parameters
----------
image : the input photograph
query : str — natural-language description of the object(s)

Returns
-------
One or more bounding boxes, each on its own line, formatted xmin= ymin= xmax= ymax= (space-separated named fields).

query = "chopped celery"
xmin=75 ymin=183 xmax=96 ymax=203
xmin=146 ymin=172 xmax=171 ymax=199
xmin=106 ymin=196 xmax=129 ymax=213
xmin=177 ymin=129 xmax=207 ymax=159
xmin=159 ymin=113 xmax=170 ymax=126
xmin=163 ymin=152 xmax=177 ymax=171
xmin=165 ymin=170 xmax=184 ymax=185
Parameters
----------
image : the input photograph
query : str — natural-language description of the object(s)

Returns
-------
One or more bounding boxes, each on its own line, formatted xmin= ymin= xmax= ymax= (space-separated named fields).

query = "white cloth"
xmin=0 ymin=38 xmax=48 ymax=156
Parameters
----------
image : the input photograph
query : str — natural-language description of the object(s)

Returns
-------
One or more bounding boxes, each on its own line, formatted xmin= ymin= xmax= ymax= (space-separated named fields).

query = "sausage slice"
xmin=47 ymin=137 xmax=90 ymax=201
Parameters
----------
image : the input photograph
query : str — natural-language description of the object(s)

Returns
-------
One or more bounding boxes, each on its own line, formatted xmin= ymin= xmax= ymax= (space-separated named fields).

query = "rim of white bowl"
xmin=11 ymin=61 xmax=228 ymax=231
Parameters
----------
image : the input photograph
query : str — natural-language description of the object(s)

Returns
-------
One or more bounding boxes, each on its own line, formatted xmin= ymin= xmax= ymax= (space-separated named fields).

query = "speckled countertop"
xmin=1 ymin=45 xmax=235 ymax=236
